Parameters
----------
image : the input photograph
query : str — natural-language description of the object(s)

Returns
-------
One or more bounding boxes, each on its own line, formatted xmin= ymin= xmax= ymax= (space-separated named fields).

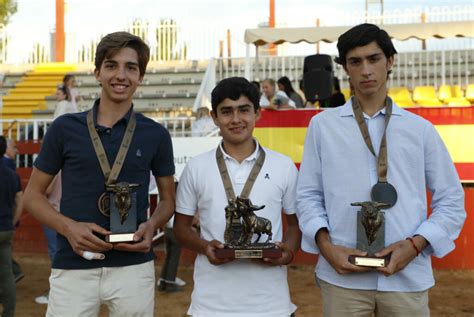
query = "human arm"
xmin=12 ymin=191 xmax=23 ymax=226
xmin=114 ymin=175 xmax=175 ymax=253
xmin=24 ymin=167 xmax=113 ymax=256
xmin=174 ymin=213 xmax=232 ymax=265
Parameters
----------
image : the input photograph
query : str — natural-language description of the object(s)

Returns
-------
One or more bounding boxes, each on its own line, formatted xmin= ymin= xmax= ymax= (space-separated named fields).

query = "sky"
xmin=4 ymin=0 xmax=473 ymax=63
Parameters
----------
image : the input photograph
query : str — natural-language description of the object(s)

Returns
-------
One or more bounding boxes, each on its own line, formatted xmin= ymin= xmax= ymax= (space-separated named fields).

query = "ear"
xmin=210 ymin=110 xmax=219 ymax=124
xmin=94 ymin=68 xmax=101 ymax=85
xmin=386 ymin=56 xmax=394 ymax=71
xmin=255 ymin=108 xmax=261 ymax=121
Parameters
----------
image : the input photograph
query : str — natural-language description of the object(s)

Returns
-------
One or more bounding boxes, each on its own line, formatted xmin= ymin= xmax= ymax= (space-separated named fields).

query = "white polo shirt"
xmin=176 ymin=142 xmax=298 ymax=317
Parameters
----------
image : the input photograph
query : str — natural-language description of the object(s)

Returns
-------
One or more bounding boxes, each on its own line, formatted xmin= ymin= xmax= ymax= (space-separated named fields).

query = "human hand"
xmin=113 ymin=221 xmax=155 ymax=253
xmin=255 ymin=241 xmax=294 ymax=266
xmin=375 ymin=239 xmax=418 ymax=276
xmin=205 ymin=240 xmax=233 ymax=265
xmin=320 ymin=242 xmax=372 ymax=274
xmin=64 ymin=220 xmax=112 ymax=258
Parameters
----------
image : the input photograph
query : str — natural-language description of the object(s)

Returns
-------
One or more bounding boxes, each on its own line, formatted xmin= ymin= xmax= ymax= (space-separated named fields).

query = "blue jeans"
xmin=42 ymin=225 xmax=57 ymax=261
xmin=0 ymin=231 xmax=16 ymax=317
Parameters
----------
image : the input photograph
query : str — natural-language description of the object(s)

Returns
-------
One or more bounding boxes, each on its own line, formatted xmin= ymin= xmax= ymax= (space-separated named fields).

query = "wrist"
xmin=284 ymin=249 xmax=295 ymax=265
xmin=406 ymin=237 xmax=421 ymax=256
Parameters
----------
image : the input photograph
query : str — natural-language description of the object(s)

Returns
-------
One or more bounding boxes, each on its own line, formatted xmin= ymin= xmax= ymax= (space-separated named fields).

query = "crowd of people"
xmin=0 ymin=23 xmax=467 ymax=317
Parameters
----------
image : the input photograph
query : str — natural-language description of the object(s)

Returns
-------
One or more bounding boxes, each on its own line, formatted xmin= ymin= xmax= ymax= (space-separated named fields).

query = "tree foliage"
xmin=0 ymin=0 xmax=17 ymax=26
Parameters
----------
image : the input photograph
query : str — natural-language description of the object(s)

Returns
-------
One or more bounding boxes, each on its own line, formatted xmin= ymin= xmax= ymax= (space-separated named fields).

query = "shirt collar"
xmin=219 ymin=139 xmax=260 ymax=162
xmin=91 ymin=98 xmax=134 ymax=127
xmin=340 ymin=96 xmax=403 ymax=118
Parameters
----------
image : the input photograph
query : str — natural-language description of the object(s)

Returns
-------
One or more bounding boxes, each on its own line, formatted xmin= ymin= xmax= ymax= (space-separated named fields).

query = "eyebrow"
xmin=103 ymin=60 xmax=139 ymax=67
xmin=219 ymin=104 xmax=253 ymax=111
xmin=348 ymin=53 xmax=383 ymax=62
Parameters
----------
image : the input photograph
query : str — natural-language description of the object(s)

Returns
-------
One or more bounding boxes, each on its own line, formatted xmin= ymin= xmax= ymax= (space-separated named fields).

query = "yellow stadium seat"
xmin=341 ymin=88 xmax=351 ymax=102
xmin=452 ymin=85 xmax=464 ymax=98
xmin=448 ymin=98 xmax=471 ymax=107
xmin=413 ymin=86 xmax=438 ymax=102
xmin=466 ymin=84 xmax=474 ymax=102
xmin=388 ymin=87 xmax=415 ymax=107
xmin=438 ymin=85 xmax=452 ymax=102
xmin=416 ymin=99 xmax=444 ymax=107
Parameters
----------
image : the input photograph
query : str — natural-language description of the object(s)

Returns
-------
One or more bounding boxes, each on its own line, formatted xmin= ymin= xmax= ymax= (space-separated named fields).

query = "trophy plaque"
xmin=348 ymin=201 xmax=390 ymax=268
xmin=105 ymin=182 xmax=140 ymax=243
xmin=215 ymin=197 xmax=282 ymax=259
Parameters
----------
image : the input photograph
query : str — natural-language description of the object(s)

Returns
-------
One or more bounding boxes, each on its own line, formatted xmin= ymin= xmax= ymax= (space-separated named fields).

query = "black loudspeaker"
xmin=303 ymin=54 xmax=333 ymax=102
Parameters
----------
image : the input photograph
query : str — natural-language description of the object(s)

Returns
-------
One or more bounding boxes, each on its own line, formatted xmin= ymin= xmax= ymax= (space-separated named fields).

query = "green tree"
xmin=0 ymin=0 xmax=18 ymax=25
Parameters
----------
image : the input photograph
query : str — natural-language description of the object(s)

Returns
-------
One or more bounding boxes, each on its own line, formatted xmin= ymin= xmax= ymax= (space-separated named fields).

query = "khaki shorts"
xmin=47 ymin=261 xmax=155 ymax=317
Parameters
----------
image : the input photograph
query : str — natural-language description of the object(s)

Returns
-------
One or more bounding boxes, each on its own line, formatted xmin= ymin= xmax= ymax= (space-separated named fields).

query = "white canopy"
xmin=244 ymin=21 xmax=474 ymax=46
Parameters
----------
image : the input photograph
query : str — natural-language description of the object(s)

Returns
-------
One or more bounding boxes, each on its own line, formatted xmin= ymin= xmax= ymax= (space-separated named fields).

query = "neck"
xmin=97 ymin=99 xmax=132 ymax=128
xmin=355 ymin=86 xmax=387 ymax=117
xmin=222 ymin=139 xmax=256 ymax=163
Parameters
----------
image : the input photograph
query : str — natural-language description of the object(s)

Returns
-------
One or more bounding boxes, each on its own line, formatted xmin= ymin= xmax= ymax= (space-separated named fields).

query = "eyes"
xmin=219 ymin=106 xmax=252 ymax=116
xmin=103 ymin=63 xmax=139 ymax=72
xmin=348 ymin=55 xmax=382 ymax=66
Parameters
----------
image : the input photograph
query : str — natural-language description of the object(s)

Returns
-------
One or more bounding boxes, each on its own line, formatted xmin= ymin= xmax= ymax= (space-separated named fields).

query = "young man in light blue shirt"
xmin=296 ymin=23 xmax=466 ymax=316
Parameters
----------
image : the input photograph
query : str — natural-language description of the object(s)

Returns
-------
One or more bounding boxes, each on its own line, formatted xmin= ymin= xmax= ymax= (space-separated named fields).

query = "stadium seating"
xmin=467 ymin=84 xmax=474 ymax=103
xmin=388 ymin=87 xmax=415 ymax=107
xmin=412 ymin=86 xmax=443 ymax=107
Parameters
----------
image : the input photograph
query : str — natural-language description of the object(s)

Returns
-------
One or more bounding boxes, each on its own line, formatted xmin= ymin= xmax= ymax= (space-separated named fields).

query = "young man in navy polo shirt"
xmin=24 ymin=32 xmax=175 ymax=317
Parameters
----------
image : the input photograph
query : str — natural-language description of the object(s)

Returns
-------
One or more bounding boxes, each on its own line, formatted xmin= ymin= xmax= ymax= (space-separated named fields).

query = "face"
xmin=344 ymin=41 xmax=393 ymax=98
xmin=94 ymin=47 xmax=143 ymax=105
xmin=65 ymin=76 xmax=76 ymax=88
xmin=55 ymin=88 xmax=67 ymax=101
xmin=277 ymin=83 xmax=284 ymax=91
xmin=211 ymin=95 xmax=260 ymax=147
xmin=6 ymin=140 xmax=17 ymax=159
xmin=262 ymin=81 xmax=275 ymax=99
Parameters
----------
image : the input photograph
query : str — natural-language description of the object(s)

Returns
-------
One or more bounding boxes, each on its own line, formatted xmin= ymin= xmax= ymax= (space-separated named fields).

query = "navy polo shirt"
xmin=34 ymin=99 xmax=175 ymax=269
xmin=0 ymin=160 xmax=21 ymax=232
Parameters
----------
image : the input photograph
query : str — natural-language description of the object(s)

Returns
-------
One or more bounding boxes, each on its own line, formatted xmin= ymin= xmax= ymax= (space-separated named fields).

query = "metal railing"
xmin=216 ymin=49 xmax=474 ymax=90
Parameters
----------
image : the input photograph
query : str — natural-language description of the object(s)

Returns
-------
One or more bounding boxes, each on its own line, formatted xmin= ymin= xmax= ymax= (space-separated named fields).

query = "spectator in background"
xmin=0 ymin=135 xmax=23 ymax=317
xmin=157 ymin=181 xmax=186 ymax=293
xmin=63 ymin=74 xmax=81 ymax=110
xmin=1 ymin=139 xmax=25 ymax=284
xmin=192 ymin=107 xmax=217 ymax=137
xmin=54 ymin=85 xmax=77 ymax=118
xmin=250 ymin=80 xmax=261 ymax=95
xmin=260 ymin=78 xmax=296 ymax=110
xmin=319 ymin=76 xmax=346 ymax=108
xmin=277 ymin=76 xmax=304 ymax=108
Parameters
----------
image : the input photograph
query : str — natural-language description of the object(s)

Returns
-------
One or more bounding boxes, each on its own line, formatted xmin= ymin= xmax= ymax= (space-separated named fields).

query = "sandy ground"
xmin=10 ymin=252 xmax=474 ymax=317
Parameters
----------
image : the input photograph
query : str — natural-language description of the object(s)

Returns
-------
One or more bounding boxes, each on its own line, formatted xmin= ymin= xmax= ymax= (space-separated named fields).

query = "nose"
xmin=361 ymin=60 xmax=372 ymax=77
xmin=116 ymin=65 xmax=126 ymax=80
xmin=230 ymin=109 xmax=241 ymax=123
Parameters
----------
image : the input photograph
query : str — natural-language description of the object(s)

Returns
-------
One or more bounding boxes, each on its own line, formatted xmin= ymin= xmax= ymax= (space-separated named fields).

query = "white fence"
xmin=216 ymin=49 xmax=474 ymax=90
xmin=0 ymin=5 xmax=472 ymax=64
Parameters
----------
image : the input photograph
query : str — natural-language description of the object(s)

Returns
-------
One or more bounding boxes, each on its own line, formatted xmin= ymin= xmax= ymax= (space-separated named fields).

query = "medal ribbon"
xmin=352 ymin=97 xmax=392 ymax=183
xmin=216 ymin=144 xmax=265 ymax=201
xmin=86 ymin=109 xmax=136 ymax=185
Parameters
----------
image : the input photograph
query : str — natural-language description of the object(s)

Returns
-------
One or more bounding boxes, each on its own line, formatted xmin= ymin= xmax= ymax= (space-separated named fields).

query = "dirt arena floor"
xmin=11 ymin=252 xmax=474 ymax=317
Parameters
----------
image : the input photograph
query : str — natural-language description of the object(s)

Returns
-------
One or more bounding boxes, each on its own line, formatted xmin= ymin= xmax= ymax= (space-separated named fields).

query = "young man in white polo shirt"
xmin=174 ymin=77 xmax=301 ymax=316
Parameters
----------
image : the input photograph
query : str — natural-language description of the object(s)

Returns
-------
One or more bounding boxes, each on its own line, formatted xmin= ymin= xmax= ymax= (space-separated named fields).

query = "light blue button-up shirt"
xmin=296 ymin=98 xmax=466 ymax=292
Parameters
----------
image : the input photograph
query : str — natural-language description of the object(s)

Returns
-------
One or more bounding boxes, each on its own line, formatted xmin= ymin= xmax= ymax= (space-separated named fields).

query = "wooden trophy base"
xmin=348 ymin=255 xmax=389 ymax=268
xmin=215 ymin=247 xmax=282 ymax=259
xmin=106 ymin=233 xmax=135 ymax=243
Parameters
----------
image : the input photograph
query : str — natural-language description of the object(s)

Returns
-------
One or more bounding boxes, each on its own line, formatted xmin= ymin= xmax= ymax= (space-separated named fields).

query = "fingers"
xmin=89 ymin=223 xmax=111 ymax=236
xmin=81 ymin=251 xmax=105 ymax=260
xmin=114 ymin=223 xmax=153 ymax=253
xmin=206 ymin=240 xmax=233 ymax=265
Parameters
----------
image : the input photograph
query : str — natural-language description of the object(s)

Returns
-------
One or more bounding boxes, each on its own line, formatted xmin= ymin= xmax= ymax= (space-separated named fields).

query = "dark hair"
xmin=334 ymin=23 xmax=397 ymax=66
xmin=211 ymin=77 xmax=260 ymax=114
xmin=63 ymin=74 xmax=75 ymax=86
xmin=0 ymin=135 xmax=6 ymax=157
xmin=94 ymin=31 xmax=150 ymax=77
xmin=57 ymin=84 xmax=71 ymax=101
xmin=250 ymin=80 xmax=260 ymax=91
xmin=333 ymin=77 xmax=341 ymax=92
xmin=277 ymin=76 xmax=296 ymax=96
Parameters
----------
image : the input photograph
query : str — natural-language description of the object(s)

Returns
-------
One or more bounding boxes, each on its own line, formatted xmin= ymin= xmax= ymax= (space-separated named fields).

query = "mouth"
xmin=229 ymin=126 xmax=244 ymax=133
xmin=111 ymin=83 xmax=129 ymax=93
xmin=361 ymin=80 xmax=376 ymax=86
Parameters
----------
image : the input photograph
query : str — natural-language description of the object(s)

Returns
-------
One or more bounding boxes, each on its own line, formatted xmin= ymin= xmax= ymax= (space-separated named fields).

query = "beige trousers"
xmin=318 ymin=278 xmax=429 ymax=317
xmin=46 ymin=261 xmax=155 ymax=317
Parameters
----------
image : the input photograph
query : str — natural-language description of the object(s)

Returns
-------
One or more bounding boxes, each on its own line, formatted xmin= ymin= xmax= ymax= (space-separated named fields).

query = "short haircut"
xmin=94 ymin=31 xmax=150 ymax=77
xmin=0 ymin=135 xmax=6 ymax=157
xmin=334 ymin=23 xmax=397 ymax=66
xmin=211 ymin=77 xmax=260 ymax=114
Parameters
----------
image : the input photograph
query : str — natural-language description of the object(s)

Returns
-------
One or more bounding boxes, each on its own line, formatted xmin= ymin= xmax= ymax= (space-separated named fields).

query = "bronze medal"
xmin=97 ymin=192 xmax=110 ymax=217
xmin=371 ymin=181 xmax=398 ymax=208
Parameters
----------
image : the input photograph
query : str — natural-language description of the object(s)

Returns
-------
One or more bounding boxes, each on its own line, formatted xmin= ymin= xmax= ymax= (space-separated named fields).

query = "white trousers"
xmin=46 ymin=261 xmax=155 ymax=317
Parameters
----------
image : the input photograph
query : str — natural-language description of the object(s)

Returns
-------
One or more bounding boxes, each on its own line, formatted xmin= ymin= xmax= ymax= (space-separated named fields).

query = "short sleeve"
xmin=282 ymin=160 xmax=298 ymax=215
xmin=175 ymin=161 xmax=198 ymax=216
xmin=151 ymin=127 xmax=175 ymax=177
xmin=34 ymin=117 xmax=65 ymax=175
